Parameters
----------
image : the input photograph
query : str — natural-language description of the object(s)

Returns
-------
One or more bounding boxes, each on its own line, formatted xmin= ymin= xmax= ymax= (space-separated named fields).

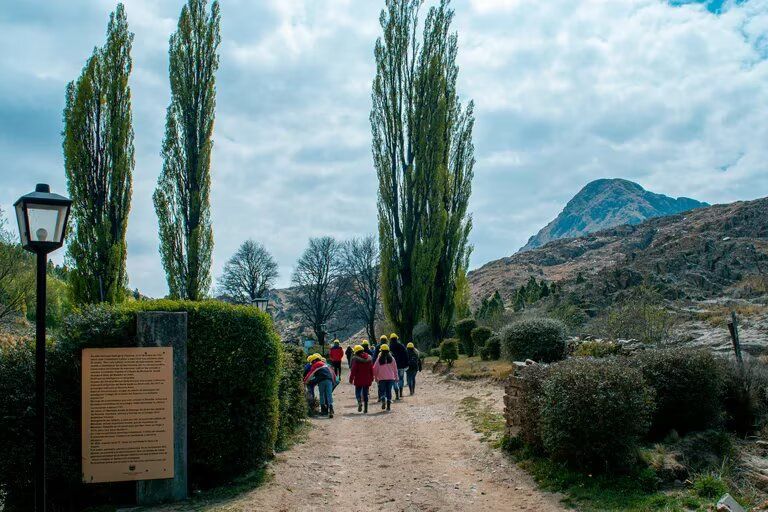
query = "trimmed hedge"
xmin=472 ymin=327 xmax=493 ymax=360
xmin=516 ymin=363 xmax=550 ymax=450
xmin=539 ymin=358 xmax=654 ymax=470
xmin=501 ymin=318 xmax=566 ymax=363
xmin=0 ymin=300 xmax=287 ymax=511
xmin=440 ymin=338 xmax=460 ymax=366
xmin=484 ymin=335 xmax=502 ymax=360
xmin=455 ymin=318 xmax=477 ymax=356
xmin=632 ymin=348 xmax=725 ymax=437
xmin=277 ymin=344 xmax=307 ymax=449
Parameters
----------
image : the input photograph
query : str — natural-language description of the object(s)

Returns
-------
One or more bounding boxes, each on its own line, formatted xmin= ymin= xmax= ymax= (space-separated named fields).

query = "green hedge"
xmin=277 ymin=344 xmax=307 ymax=449
xmin=440 ymin=338 xmax=460 ymax=366
xmin=455 ymin=318 xmax=477 ymax=356
xmin=539 ymin=358 xmax=654 ymax=470
xmin=633 ymin=348 xmax=725 ymax=437
xmin=0 ymin=300 xmax=287 ymax=510
xmin=501 ymin=318 xmax=566 ymax=363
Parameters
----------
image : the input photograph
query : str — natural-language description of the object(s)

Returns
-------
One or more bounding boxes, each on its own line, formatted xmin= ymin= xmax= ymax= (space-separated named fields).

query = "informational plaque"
xmin=82 ymin=347 xmax=174 ymax=483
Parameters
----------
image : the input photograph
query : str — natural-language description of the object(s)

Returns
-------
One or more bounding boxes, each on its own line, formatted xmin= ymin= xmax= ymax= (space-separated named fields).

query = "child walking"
xmin=348 ymin=344 xmax=374 ymax=413
xmin=372 ymin=344 xmax=399 ymax=411
xmin=303 ymin=355 xmax=338 ymax=418
xmin=405 ymin=342 xmax=422 ymax=395
xmin=329 ymin=339 xmax=344 ymax=379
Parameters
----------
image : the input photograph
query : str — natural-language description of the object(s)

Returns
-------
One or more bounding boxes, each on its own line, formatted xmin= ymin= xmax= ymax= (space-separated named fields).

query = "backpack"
xmin=407 ymin=350 xmax=420 ymax=371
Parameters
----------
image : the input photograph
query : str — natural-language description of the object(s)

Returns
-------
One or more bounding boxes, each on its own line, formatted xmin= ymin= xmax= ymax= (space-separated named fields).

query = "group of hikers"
xmin=302 ymin=333 xmax=423 ymax=417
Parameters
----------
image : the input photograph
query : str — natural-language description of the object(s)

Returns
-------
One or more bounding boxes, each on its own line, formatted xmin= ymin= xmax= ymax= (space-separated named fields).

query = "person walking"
xmin=304 ymin=353 xmax=321 ymax=416
xmin=373 ymin=344 xmax=398 ymax=411
xmin=349 ymin=344 xmax=374 ymax=413
xmin=303 ymin=355 xmax=338 ymax=418
xmin=405 ymin=342 xmax=422 ymax=395
xmin=345 ymin=344 xmax=354 ymax=368
xmin=361 ymin=340 xmax=374 ymax=359
xmin=329 ymin=339 xmax=344 ymax=380
xmin=389 ymin=333 xmax=409 ymax=400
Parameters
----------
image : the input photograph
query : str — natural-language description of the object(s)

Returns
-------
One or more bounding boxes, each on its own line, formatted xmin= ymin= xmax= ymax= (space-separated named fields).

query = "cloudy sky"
xmin=1 ymin=0 xmax=767 ymax=297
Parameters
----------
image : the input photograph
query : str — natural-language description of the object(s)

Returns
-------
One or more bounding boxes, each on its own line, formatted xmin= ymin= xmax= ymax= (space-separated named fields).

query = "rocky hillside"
xmin=520 ymin=178 xmax=707 ymax=252
xmin=470 ymin=196 xmax=768 ymax=308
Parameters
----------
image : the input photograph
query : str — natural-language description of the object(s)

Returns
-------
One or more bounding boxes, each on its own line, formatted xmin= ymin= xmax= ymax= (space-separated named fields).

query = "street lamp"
xmin=14 ymin=184 xmax=71 ymax=512
xmin=252 ymin=297 xmax=268 ymax=313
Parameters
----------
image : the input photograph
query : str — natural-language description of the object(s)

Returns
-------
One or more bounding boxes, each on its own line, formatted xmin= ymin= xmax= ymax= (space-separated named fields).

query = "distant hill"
xmin=469 ymin=196 xmax=768 ymax=309
xmin=520 ymin=178 xmax=707 ymax=252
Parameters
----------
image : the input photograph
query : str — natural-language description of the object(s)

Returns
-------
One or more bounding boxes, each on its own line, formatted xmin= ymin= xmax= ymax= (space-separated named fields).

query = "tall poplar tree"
xmin=154 ymin=0 xmax=221 ymax=300
xmin=64 ymin=3 xmax=134 ymax=304
xmin=371 ymin=0 xmax=474 ymax=340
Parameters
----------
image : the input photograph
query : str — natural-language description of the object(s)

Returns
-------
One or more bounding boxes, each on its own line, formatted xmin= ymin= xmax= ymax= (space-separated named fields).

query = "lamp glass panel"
xmin=26 ymin=203 xmax=66 ymax=243
xmin=14 ymin=203 xmax=28 ymax=246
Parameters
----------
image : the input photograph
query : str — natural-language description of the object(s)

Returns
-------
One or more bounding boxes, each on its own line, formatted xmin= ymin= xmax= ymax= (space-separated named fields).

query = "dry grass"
xmin=697 ymin=303 xmax=767 ymax=328
xmin=426 ymin=355 xmax=514 ymax=382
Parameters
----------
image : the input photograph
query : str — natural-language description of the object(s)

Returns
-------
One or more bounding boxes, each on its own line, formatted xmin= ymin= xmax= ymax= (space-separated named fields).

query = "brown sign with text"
xmin=82 ymin=347 xmax=174 ymax=483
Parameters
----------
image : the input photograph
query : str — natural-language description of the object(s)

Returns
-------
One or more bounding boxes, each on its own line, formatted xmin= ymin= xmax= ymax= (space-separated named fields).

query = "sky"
xmin=1 ymin=0 xmax=767 ymax=297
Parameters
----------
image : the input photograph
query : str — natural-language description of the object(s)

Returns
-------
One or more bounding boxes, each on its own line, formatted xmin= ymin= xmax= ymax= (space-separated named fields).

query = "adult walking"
xmin=345 ymin=344 xmax=354 ymax=368
xmin=389 ymin=333 xmax=409 ymax=400
xmin=349 ymin=344 xmax=374 ymax=413
xmin=405 ymin=342 xmax=422 ymax=395
xmin=373 ymin=344 xmax=398 ymax=411
xmin=329 ymin=339 xmax=344 ymax=379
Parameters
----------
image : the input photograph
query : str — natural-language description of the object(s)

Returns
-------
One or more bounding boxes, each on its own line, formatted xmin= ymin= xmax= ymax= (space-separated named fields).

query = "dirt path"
xmin=153 ymin=369 xmax=568 ymax=512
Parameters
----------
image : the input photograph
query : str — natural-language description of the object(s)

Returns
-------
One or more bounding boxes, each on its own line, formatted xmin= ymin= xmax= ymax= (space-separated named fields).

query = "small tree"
xmin=472 ymin=326 xmax=492 ymax=360
xmin=0 ymin=208 xmax=33 ymax=322
xmin=439 ymin=338 xmax=460 ymax=368
xmin=454 ymin=317 xmax=477 ymax=356
xmin=501 ymin=318 xmax=567 ymax=363
xmin=291 ymin=237 xmax=349 ymax=348
xmin=218 ymin=240 xmax=278 ymax=305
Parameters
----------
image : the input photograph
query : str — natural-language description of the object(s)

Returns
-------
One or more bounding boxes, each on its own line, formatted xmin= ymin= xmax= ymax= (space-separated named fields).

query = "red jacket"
xmin=349 ymin=352 xmax=374 ymax=388
xmin=329 ymin=345 xmax=344 ymax=362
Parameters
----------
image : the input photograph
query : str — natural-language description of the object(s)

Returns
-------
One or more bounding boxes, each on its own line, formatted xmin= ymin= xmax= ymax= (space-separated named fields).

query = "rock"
xmin=717 ymin=494 xmax=745 ymax=512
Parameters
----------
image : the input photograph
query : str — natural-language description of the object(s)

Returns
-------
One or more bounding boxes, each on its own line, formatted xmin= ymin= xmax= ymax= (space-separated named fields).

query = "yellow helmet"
xmin=307 ymin=353 xmax=321 ymax=363
xmin=333 ymin=339 xmax=340 ymax=345
xmin=389 ymin=333 xmax=399 ymax=340
xmin=353 ymin=344 xmax=364 ymax=353
xmin=380 ymin=343 xmax=390 ymax=351
xmin=380 ymin=335 xmax=388 ymax=341
xmin=361 ymin=340 xmax=369 ymax=346
xmin=406 ymin=342 xmax=415 ymax=349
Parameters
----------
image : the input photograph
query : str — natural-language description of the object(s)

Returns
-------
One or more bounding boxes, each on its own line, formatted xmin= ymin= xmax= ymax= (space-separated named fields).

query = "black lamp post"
xmin=14 ymin=184 xmax=71 ymax=512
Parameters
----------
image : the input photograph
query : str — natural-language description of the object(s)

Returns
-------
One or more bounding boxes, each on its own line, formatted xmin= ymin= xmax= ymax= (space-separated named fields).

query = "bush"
xmin=412 ymin=322 xmax=434 ymax=351
xmin=455 ymin=317 xmax=477 ymax=356
xmin=429 ymin=347 xmax=440 ymax=358
xmin=592 ymin=286 xmax=674 ymax=343
xmin=692 ymin=473 xmax=728 ymax=499
xmin=472 ymin=327 xmax=493 ymax=359
xmin=516 ymin=364 xmax=550 ymax=450
xmin=573 ymin=340 xmax=622 ymax=358
xmin=501 ymin=318 xmax=567 ymax=363
xmin=0 ymin=300 xmax=285 ymax=510
xmin=721 ymin=356 xmax=768 ymax=434
xmin=481 ymin=335 xmax=502 ymax=361
xmin=633 ymin=348 xmax=725 ymax=438
xmin=276 ymin=344 xmax=307 ymax=449
xmin=539 ymin=358 xmax=654 ymax=470
xmin=440 ymin=338 xmax=460 ymax=367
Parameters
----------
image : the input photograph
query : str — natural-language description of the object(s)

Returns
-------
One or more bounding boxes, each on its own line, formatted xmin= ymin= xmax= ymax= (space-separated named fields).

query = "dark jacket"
xmin=406 ymin=348 xmax=422 ymax=373
xmin=349 ymin=352 xmax=374 ymax=388
xmin=303 ymin=361 xmax=336 ymax=386
xmin=390 ymin=340 xmax=409 ymax=369
xmin=345 ymin=346 xmax=354 ymax=363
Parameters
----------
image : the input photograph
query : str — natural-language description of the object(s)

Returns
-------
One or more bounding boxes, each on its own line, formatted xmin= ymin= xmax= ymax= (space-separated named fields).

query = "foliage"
xmin=25 ymin=275 xmax=74 ymax=329
xmin=481 ymin=334 xmax=502 ymax=361
xmin=501 ymin=317 xmax=567 ymax=363
xmin=63 ymin=4 xmax=134 ymax=305
xmin=154 ymin=0 xmax=221 ymax=300
xmin=573 ymin=340 xmax=622 ymax=358
xmin=343 ymin=235 xmax=380 ymax=342
xmin=0 ymin=214 xmax=33 ymax=322
xmin=548 ymin=302 xmax=589 ymax=332
xmin=633 ymin=348 xmax=725 ymax=437
xmin=458 ymin=396 xmax=505 ymax=447
xmin=0 ymin=300 xmax=286 ymax=509
xmin=218 ymin=239 xmax=278 ymax=304
xmin=439 ymin=338 xmax=460 ymax=367
xmin=452 ymin=266 xmax=472 ymax=321
xmin=454 ymin=317 xmax=477 ymax=356
xmin=412 ymin=321 xmax=435 ymax=351
xmin=721 ymin=356 xmax=768 ymax=434
xmin=512 ymin=276 xmax=551 ymax=311
xmin=539 ymin=358 xmax=654 ymax=471
xmin=592 ymin=286 xmax=674 ymax=343
xmin=276 ymin=344 xmax=307 ymax=450
xmin=471 ymin=326 xmax=492 ymax=359
xmin=291 ymin=237 xmax=349 ymax=347
xmin=516 ymin=363 xmax=550 ymax=450
xmin=692 ymin=473 xmax=728 ymax=499
xmin=373 ymin=0 xmax=474 ymax=343
xmin=477 ymin=290 xmax=504 ymax=320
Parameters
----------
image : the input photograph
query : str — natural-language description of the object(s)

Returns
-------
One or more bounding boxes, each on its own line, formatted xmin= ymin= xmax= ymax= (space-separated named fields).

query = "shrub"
xmin=721 ymin=356 xmax=768 ymax=434
xmin=592 ymin=286 xmax=674 ymax=343
xmin=429 ymin=347 xmax=440 ymax=358
xmin=440 ymin=338 xmax=460 ymax=367
xmin=412 ymin=322 xmax=434 ymax=351
xmin=692 ymin=473 xmax=728 ymax=499
xmin=471 ymin=327 xmax=493 ymax=359
xmin=501 ymin=318 xmax=567 ymax=363
xmin=573 ymin=340 xmax=622 ymax=358
xmin=455 ymin=317 xmax=477 ymax=356
xmin=516 ymin=364 xmax=550 ymax=450
xmin=481 ymin=335 xmax=502 ymax=361
xmin=0 ymin=300 xmax=285 ymax=510
xmin=276 ymin=344 xmax=307 ymax=449
xmin=633 ymin=348 xmax=725 ymax=437
xmin=539 ymin=358 xmax=654 ymax=470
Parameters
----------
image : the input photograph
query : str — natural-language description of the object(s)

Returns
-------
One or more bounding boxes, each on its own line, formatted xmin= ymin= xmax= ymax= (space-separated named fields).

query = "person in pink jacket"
xmin=372 ymin=344 xmax=399 ymax=411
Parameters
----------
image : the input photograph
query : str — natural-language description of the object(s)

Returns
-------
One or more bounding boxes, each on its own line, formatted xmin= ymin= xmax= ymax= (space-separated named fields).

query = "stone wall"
xmin=503 ymin=364 xmax=526 ymax=440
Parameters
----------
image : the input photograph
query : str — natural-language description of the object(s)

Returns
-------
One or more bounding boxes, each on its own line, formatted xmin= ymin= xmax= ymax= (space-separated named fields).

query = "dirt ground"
xmin=150 ymin=369 xmax=568 ymax=512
